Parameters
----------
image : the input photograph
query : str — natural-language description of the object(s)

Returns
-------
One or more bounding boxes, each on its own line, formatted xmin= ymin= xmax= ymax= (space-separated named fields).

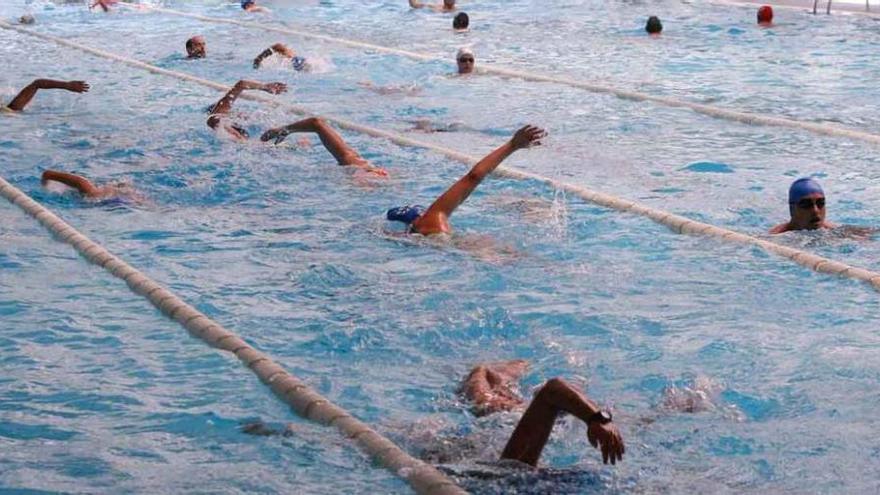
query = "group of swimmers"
xmin=5 ymin=0 xmax=873 ymax=473
xmin=645 ymin=4 xmax=774 ymax=35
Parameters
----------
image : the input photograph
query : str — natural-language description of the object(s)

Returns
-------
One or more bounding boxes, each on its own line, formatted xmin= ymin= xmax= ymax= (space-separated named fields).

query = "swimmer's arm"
xmin=408 ymin=0 xmax=425 ymax=8
xmin=252 ymin=48 xmax=274 ymax=69
xmin=501 ymin=378 xmax=624 ymax=466
xmin=41 ymin=170 xmax=100 ymax=197
xmin=6 ymin=79 xmax=90 ymax=112
xmin=207 ymin=80 xmax=287 ymax=127
xmin=261 ymin=117 xmax=362 ymax=165
xmin=422 ymin=125 xmax=544 ymax=220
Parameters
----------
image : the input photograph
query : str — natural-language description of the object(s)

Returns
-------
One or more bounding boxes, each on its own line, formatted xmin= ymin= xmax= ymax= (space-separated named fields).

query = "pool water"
xmin=1 ymin=0 xmax=880 ymax=493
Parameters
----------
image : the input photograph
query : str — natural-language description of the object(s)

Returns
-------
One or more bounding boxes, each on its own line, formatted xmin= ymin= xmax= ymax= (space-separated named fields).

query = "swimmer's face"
xmin=789 ymin=192 xmax=826 ymax=230
xmin=443 ymin=0 xmax=455 ymax=8
xmin=457 ymin=54 xmax=474 ymax=74
xmin=187 ymin=37 xmax=206 ymax=59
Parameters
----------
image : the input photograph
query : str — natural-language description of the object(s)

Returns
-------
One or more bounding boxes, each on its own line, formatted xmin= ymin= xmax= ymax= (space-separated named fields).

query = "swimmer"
xmin=186 ymin=36 xmax=206 ymax=59
xmin=19 ymin=14 xmax=36 ymax=25
xmin=240 ymin=0 xmax=270 ymax=13
xmin=205 ymin=79 xmax=287 ymax=141
xmin=3 ymin=79 xmax=90 ymax=112
xmin=770 ymin=177 xmax=833 ymax=233
xmin=358 ymin=82 xmax=422 ymax=96
xmin=757 ymin=5 xmax=773 ymax=25
xmin=386 ymin=125 xmax=545 ymax=235
xmin=41 ymin=170 xmax=137 ymax=202
xmin=461 ymin=360 xmax=624 ymax=466
xmin=253 ymin=43 xmax=309 ymax=71
xmin=456 ymin=47 xmax=475 ymax=75
xmin=90 ymin=0 xmax=117 ymax=12
xmin=260 ymin=117 xmax=389 ymax=176
xmin=645 ymin=16 xmax=662 ymax=35
xmin=453 ymin=12 xmax=469 ymax=31
xmin=409 ymin=0 xmax=456 ymax=12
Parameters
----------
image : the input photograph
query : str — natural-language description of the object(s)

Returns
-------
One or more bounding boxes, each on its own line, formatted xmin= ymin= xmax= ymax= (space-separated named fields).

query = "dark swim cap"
xmin=757 ymin=5 xmax=773 ymax=24
xmin=387 ymin=205 xmax=425 ymax=224
xmin=788 ymin=178 xmax=823 ymax=204
xmin=291 ymin=56 xmax=307 ymax=71
xmin=241 ymin=0 xmax=255 ymax=9
xmin=646 ymin=16 xmax=662 ymax=34
xmin=453 ymin=12 xmax=469 ymax=29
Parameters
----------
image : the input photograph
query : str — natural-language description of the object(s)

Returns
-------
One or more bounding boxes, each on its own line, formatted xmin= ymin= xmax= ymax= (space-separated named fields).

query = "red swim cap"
xmin=757 ymin=5 xmax=773 ymax=24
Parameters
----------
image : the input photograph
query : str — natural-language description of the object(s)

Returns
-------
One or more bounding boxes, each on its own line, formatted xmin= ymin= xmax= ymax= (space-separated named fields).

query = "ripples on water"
xmin=1 ymin=0 xmax=880 ymax=493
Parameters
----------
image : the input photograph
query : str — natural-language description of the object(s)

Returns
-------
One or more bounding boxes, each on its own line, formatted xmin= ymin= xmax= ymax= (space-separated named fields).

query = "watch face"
xmin=598 ymin=411 xmax=612 ymax=423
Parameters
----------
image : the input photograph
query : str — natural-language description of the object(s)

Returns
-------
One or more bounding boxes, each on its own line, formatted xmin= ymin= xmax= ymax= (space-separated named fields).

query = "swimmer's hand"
xmin=360 ymin=165 xmax=389 ymax=177
xmin=260 ymin=127 xmax=290 ymax=144
xmin=587 ymin=420 xmax=625 ymax=465
xmin=260 ymin=82 xmax=288 ymax=95
xmin=510 ymin=125 xmax=546 ymax=150
xmin=64 ymin=81 xmax=90 ymax=93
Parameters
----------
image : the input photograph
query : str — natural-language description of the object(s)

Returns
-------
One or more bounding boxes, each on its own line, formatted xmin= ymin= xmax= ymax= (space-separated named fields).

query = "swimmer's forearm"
xmin=41 ymin=170 xmax=99 ymax=197
xmin=470 ymin=141 xmax=515 ymax=180
xmin=253 ymin=48 xmax=273 ymax=69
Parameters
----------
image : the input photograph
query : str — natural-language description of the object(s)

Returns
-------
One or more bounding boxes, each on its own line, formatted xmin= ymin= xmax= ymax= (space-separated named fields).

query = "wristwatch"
xmin=587 ymin=410 xmax=613 ymax=425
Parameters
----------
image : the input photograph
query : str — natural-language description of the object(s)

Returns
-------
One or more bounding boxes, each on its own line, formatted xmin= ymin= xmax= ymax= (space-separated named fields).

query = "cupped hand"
xmin=510 ymin=125 xmax=545 ymax=150
xmin=67 ymin=81 xmax=90 ymax=93
xmin=587 ymin=421 xmax=625 ymax=465
xmin=260 ymin=128 xmax=288 ymax=144
xmin=263 ymin=82 xmax=288 ymax=95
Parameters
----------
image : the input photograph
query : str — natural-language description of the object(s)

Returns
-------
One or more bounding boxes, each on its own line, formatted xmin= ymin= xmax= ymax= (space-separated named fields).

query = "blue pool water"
xmin=2 ymin=0 xmax=880 ymax=493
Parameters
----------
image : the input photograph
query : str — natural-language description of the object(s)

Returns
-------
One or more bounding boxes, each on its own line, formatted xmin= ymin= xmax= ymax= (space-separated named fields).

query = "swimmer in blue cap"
xmin=206 ymin=79 xmax=287 ymax=141
xmin=4 ymin=79 xmax=90 ymax=112
xmin=253 ymin=43 xmax=309 ymax=72
xmin=386 ymin=125 xmax=545 ymax=235
xmin=461 ymin=360 xmax=624 ymax=466
xmin=770 ymin=177 xmax=834 ymax=233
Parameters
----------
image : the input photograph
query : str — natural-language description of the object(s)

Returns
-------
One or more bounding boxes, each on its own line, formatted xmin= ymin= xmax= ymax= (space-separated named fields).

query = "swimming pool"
xmin=2 ymin=0 xmax=880 ymax=493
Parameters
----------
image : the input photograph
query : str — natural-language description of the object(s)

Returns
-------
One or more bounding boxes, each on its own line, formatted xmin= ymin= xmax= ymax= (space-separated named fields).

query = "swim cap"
xmin=788 ymin=177 xmax=823 ymax=204
xmin=291 ymin=56 xmax=307 ymax=71
xmin=646 ymin=16 xmax=662 ymax=34
xmin=456 ymin=47 xmax=474 ymax=61
xmin=453 ymin=12 xmax=469 ymax=29
xmin=387 ymin=205 xmax=425 ymax=224
xmin=757 ymin=5 xmax=773 ymax=24
xmin=241 ymin=0 xmax=255 ymax=9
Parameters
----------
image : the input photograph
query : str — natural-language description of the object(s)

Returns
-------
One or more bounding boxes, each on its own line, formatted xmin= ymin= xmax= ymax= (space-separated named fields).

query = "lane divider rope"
xmin=128 ymin=3 xmax=880 ymax=146
xmin=0 ymin=174 xmax=466 ymax=495
xmin=2 ymin=20 xmax=879 ymax=292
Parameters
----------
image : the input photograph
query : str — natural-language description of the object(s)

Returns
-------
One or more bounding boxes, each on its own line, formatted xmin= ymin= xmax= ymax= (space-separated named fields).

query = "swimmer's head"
xmin=757 ymin=5 xmax=773 ymax=25
xmin=456 ymin=47 xmax=475 ymax=74
xmin=443 ymin=0 xmax=456 ymax=9
xmin=453 ymin=12 xmax=469 ymax=30
xmin=241 ymin=0 xmax=256 ymax=10
xmin=19 ymin=14 xmax=35 ymax=25
xmin=645 ymin=16 xmax=663 ymax=35
xmin=787 ymin=177 xmax=826 ymax=230
xmin=387 ymin=205 xmax=425 ymax=226
xmin=186 ymin=36 xmax=206 ymax=59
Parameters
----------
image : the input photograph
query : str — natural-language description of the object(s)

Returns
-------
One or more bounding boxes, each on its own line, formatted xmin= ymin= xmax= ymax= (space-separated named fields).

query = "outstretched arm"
xmin=206 ymin=79 xmax=286 ymax=128
xmin=6 ymin=79 xmax=90 ymax=112
xmin=253 ymin=43 xmax=294 ymax=68
xmin=412 ymin=125 xmax=543 ymax=234
xmin=261 ymin=117 xmax=386 ymax=175
xmin=41 ymin=170 xmax=100 ymax=197
xmin=500 ymin=378 xmax=624 ymax=467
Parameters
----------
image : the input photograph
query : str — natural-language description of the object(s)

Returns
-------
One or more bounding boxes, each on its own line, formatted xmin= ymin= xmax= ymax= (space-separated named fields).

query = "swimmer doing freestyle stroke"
xmin=385 ymin=125 xmax=545 ymax=235
xmin=3 ymin=79 xmax=89 ymax=112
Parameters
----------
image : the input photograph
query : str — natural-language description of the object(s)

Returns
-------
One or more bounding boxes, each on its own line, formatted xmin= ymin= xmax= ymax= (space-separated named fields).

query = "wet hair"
xmin=186 ymin=38 xmax=196 ymax=52
xmin=453 ymin=12 xmax=469 ymax=29
xmin=645 ymin=16 xmax=662 ymax=34
xmin=757 ymin=5 xmax=773 ymax=24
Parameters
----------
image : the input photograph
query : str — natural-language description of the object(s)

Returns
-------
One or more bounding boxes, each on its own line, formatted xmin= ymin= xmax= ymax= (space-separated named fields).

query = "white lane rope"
xmin=2 ymin=21 xmax=879 ymax=290
xmin=0 ymin=177 xmax=465 ymax=495
xmin=128 ymin=3 xmax=880 ymax=146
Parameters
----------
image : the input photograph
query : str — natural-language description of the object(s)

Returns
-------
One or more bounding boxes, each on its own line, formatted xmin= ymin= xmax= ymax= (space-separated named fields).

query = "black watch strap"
xmin=587 ymin=410 xmax=612 ymax=424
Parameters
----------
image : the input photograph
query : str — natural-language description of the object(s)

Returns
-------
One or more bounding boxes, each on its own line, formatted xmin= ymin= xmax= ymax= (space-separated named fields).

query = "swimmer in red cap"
xmin=757 ymin=5 xmax=773 ymax=26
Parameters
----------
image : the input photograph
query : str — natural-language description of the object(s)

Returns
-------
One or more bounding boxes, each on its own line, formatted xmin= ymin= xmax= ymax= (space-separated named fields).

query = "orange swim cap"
xmin=757 ymin=5 xmax=773 ymax=24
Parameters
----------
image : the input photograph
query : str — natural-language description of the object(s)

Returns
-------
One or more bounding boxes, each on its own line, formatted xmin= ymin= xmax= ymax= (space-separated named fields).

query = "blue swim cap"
xmin=788 ymin=177 xmax=824 ymax=204
xmin=386 ymin=205 xmax=425 ymax=224
xmin=241 ymin=0 xmax=255 ymax=9
xmin=291 ymin=56 xmax=307 ymax=71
